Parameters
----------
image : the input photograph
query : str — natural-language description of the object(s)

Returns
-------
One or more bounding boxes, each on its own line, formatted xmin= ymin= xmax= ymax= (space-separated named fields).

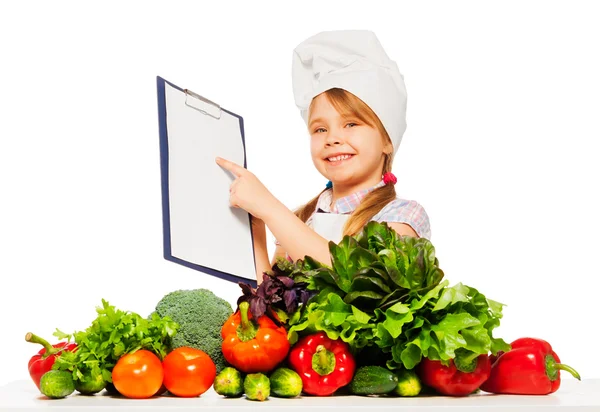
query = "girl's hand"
xmin=215 ymin=157 xmax=279 ymax=221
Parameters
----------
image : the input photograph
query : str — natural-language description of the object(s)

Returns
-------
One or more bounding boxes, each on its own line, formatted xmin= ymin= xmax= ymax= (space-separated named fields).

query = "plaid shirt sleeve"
xmin=373 ymin=199 xmax=432 ymax=240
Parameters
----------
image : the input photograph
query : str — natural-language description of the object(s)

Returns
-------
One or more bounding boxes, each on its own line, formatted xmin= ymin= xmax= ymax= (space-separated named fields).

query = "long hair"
xmin=293 ymin=88 xmax=397 ymax=238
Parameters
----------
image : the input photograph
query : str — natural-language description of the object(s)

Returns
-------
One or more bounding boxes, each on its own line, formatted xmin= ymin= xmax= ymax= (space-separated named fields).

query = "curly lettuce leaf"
xmin=52 ymin=299 xmax=178 ymax=385
xmin=286 ymin=290 xmax=375 ymax=349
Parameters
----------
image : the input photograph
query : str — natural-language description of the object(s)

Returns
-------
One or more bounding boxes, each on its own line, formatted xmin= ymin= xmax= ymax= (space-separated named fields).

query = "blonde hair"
xmin=293 ymin=88 xmax=397 ymax=238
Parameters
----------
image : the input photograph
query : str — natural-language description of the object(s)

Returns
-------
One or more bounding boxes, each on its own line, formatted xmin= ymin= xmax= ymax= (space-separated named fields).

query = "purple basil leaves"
xmin=237 ymin=269 xmax=315 ymax=323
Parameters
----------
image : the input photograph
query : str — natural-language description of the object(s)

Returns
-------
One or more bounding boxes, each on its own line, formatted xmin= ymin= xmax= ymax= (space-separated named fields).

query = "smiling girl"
xmin=216 ymin=30 xmax=431 ymax=284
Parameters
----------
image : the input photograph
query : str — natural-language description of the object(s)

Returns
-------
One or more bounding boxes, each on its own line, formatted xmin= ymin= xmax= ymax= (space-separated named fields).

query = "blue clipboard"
xmin=156 ymin=76 xmax=258 ymax=288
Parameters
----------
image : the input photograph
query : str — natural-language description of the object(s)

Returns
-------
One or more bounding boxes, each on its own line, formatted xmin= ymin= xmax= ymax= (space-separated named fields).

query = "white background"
xmin=1 ymin=0 xmax=598 ymax=388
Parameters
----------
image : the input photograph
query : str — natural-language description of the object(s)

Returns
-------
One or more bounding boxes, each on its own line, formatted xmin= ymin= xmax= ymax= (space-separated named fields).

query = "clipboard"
xmin=156 ymin=76 xmax=258 ymax=288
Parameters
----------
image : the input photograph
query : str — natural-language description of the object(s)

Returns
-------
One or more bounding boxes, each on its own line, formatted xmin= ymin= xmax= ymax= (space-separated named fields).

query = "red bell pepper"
xmin=480 ymin=337 xmax=581 ymax=395
xmin=418 ymin=352 xmax=491 ymax=396
xmin=25 ymin=332 xmax=77 ymax=390
xmin=221 ymin=301 xmax=290 ymax=373
xmin=287 ymin=331 xmax=356 ymax=396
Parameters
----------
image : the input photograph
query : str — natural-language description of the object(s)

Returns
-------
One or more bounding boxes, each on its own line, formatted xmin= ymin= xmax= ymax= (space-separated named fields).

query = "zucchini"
xmin=349 ymin=366 xmax=398 ymax=396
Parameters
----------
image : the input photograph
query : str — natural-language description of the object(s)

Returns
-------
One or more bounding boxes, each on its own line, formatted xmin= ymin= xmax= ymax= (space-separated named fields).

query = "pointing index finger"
xmin=216 ymin=157 xmax=245 ymax=177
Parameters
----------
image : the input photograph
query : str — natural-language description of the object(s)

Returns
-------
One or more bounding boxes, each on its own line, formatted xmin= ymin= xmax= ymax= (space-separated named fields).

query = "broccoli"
xmin=153 ymin=289 xmax=234 ymax=373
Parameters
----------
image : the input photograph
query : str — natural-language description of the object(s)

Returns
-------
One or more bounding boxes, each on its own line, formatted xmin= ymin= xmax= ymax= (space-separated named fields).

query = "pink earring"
xmin=383 ymin=172 xmax=397 ymax=185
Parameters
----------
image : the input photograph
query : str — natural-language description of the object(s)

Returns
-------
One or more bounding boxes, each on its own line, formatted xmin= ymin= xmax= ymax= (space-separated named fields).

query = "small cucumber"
xmin=214 ymin=367 xmax=244 ymax=398
xmin=40 ymin=370 xmax=75 ymax=399
xmin=394 ymin=369 xmax=421 ymax=397
xmin=269 ymin=367 xmax=302 ymax=398
xmin=244 ymin=373 xmax=270 ymax=401
xmin=74 ymin=372 xmax=106 ymax=395
xmin=349 ymin=366 xmax=398 ymax=396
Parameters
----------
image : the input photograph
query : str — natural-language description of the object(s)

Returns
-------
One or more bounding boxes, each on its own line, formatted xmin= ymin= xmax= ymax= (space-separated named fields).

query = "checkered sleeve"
xmin=373 ymin=199 xmax=432 ymax=240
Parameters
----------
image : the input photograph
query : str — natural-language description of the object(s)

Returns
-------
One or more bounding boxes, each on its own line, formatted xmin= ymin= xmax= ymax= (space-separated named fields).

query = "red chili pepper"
xmin=25 ymin=332 xmax=78 ymax=390
xmin=418 ymin=352 xmax=491 ymax=396
xmin=287 ymin=332 xmax=356 ymax=396
xmin=480 ymin=337 xmax=581 ymax=395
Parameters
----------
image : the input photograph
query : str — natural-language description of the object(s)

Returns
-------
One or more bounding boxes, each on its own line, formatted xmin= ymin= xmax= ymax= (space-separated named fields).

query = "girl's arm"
xmin=252 ymin=217 xmax=271 ymax=285
xmin=263 ymin=207 xmax=422 ymax=269
xmin=214 ymin=157 xmax=331 ymax=271
xmin=264 ymin=200 xmax=331 ymax=266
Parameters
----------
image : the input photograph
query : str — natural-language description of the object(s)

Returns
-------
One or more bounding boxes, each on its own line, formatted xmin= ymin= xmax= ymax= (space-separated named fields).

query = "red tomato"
xmin=112 ymin=349 xmax=164 ymax=399
xmin=162 ymin=347 xmax=216 ymax=397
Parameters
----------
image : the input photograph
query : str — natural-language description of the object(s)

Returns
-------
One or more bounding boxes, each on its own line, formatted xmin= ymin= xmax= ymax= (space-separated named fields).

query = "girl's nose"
xmin=325 ymin=132 xmax=343 ymax=146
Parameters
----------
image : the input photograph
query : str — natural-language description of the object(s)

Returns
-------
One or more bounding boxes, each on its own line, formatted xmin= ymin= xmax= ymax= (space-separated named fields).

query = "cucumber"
xmin=394 ymin=369 xmax=421 ymax=397
xmin=214 ymin=367 xmax=244 ymax=398
xmin=74 ymin=372 xmax=106 ymax=395
xmin=40 ymin=370 xmax=75 ymax=399
xmin=349 ymin=366 xmax=398 ymax=396
xmin=244 ymin=373 xmax=270 ymax=401
xmin=269 ymin=368 xmax=302 ymax=398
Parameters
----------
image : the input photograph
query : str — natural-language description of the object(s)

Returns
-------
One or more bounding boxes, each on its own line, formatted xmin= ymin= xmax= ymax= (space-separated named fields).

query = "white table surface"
xmin=0 ymin=379 xmax=598 ymax=411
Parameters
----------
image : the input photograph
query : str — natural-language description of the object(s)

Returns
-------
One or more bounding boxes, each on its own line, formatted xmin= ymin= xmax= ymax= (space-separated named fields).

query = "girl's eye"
xmin=314 ymin=123 xmax=356 ymax=133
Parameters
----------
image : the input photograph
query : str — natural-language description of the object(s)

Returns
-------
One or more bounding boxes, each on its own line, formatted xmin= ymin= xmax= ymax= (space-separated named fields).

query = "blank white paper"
xmin=164 ymin=82 xmax=255 ymax=281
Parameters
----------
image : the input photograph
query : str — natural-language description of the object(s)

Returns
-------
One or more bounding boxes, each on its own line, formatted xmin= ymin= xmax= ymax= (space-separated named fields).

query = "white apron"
xmin=311 ymin=212 xmax=350 ymax=244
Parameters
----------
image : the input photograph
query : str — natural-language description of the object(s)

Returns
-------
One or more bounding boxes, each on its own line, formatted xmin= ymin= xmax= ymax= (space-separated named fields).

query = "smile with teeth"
xmin=327 ymin=154 xmax=354 ymax=163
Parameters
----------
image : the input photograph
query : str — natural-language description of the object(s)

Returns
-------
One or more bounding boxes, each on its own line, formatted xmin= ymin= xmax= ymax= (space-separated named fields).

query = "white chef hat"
xmin=292 ymin=30 xmax=408 ymax=156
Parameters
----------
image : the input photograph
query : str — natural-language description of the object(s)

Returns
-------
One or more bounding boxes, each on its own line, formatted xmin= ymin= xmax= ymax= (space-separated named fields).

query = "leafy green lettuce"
xmin=305 ymin=221 xmax=445 ymax=311
xmin=284 ymin=221 xmax=511 ymax=370
xmin=52 ymin=299 xmax=178 ymax=386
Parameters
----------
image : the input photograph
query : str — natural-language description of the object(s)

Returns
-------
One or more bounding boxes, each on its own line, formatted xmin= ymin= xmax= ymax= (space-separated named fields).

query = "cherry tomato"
xmin=162 ymin=347 xmax=216 ymax=397
xmin=112 ymin=349 xmax=164 ymax=399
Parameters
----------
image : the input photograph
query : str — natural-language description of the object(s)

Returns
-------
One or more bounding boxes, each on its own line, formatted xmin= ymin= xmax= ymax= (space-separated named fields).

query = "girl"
xmin=216 ymin=30 xmax=431 ymax=284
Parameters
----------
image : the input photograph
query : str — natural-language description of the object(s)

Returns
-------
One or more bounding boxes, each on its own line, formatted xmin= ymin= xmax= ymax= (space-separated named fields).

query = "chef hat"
xmin=292 ymin=30 xmax=408 ymax=156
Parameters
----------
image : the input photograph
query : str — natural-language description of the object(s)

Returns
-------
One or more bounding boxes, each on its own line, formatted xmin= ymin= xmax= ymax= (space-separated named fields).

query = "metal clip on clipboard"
xmin=184 ymin=88 xmax=222 ymax=120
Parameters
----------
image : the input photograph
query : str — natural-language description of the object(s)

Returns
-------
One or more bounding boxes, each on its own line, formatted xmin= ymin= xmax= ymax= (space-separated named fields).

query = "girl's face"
xmin=308 ymin=93 xmax=392 ymax=188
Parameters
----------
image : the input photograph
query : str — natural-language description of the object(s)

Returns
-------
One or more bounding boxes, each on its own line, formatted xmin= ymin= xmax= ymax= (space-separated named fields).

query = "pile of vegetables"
xmin=281 ymin=221 xmax=511 ymax=375
xmin=26 ymin=290 xmax=232 ymax=399
xmin=25 ymin=221 xmax=581 ymax=400
xmin=214 ymin=221 xmax=581 ymax=399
